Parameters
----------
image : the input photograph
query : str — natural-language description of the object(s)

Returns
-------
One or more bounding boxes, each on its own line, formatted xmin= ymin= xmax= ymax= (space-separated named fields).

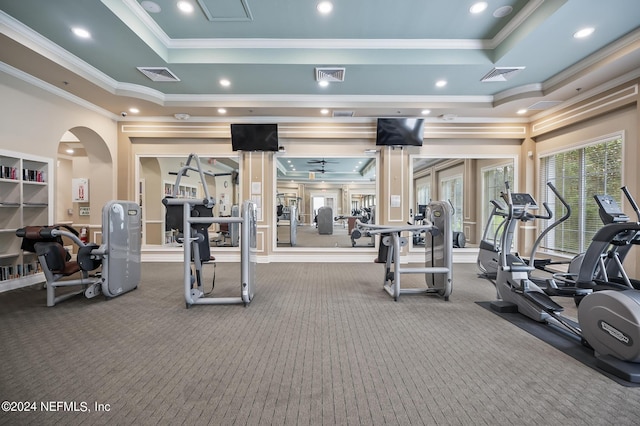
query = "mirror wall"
xmin=410 ymin=155 xmax=517 ymax=252
xmin=275 ymin=156 xmax=377 ymax=249
xmin=136 ymin=155 xmax=240 ymax=248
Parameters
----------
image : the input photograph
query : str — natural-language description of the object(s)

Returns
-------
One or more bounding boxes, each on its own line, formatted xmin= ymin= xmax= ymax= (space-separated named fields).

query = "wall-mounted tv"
xmin=375 ymin=118 xmax=424 ymax=146
xmin=230 ymin=123 xmax=279 ymax=151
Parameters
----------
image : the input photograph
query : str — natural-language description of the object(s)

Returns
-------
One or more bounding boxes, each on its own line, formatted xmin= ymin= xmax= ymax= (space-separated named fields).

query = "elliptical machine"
xmin=477 ymin=199 xmax=508 ymax=279
xmin=491 ymin=183 xmax=640 ymax=382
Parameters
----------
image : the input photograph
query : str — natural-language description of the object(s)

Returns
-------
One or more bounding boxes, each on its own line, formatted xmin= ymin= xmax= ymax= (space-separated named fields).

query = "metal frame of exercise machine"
xmin=162 ymin=153 xmax=257 ymax=308
xmin=356 ymin=200 xmax=453 ymax=301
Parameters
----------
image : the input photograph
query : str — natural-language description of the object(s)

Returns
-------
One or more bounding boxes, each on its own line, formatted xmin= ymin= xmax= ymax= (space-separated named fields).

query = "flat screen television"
xmin=230 ymin=123 xmax=279 ymax=151
xmin=375 ymin=118 xmax=424 ymax=146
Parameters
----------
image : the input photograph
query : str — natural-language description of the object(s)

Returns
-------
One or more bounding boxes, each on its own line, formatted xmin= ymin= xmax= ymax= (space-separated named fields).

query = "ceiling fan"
xmin=309 ymin=164 xmax=333 ymax=174
xmin=307 ymin=158 xmax=337 ymax=165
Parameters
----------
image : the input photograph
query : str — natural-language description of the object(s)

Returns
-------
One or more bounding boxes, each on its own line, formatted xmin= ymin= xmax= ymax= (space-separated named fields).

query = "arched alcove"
xmin=56 ymin=127 xmax=113 ymax=241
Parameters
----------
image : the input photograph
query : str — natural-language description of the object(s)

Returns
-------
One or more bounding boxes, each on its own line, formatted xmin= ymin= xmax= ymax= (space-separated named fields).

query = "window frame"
xmin=536 ymin=131 xmax=625 ymax=257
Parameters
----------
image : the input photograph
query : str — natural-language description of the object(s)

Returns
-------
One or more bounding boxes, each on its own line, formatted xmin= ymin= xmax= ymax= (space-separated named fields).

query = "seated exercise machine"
xmin=162 ymin=153 xmax=257 ymax=308
xmin=16 ymin=201 xmax=141 ymax=307
xmin=356 ymin=200 xmax=453 ymax=301
xmin=347 ymin=206 xmax=375 ymax=247
xmin=414 ymin=201 xmax=466 ymax=248
xmin=491 ymin=183 xmax=640 ymax=382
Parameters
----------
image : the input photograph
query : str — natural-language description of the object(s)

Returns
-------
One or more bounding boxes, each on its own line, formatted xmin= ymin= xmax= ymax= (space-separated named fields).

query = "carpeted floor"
xmin=1 ymin=262 xmax=640 ymax=425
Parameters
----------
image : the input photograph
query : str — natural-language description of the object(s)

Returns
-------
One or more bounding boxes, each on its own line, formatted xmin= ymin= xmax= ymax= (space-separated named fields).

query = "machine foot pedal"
xmin=85 ymin=283 xmax=102 ymax=299
xmin=523 ymin=290 xmax=564 ymax=312
xmin=490 ymin=300 xmax=518 ymax=313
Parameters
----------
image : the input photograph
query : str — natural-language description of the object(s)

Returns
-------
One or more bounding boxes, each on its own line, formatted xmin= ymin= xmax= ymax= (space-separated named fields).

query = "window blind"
xmin=538 ymin=137 xmax=622 ymax=255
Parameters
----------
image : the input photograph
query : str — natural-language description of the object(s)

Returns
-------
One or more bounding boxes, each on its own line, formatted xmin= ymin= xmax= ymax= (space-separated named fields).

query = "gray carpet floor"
xmin=1 ymin=262 xmax=639 ymax=425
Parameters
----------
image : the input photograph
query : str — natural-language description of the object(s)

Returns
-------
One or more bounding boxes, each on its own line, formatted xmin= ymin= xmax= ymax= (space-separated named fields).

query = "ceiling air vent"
xmin=527 ymin=100 xmax=562 ymax=110
xmin=333 ymin=111 xmax=354 ymax=118
xmin=315 ymin=67 xmax=346 ymax=82
xmin=137 ymin=67 xmax=181 ymax=82
xmin=480 ymin=67 xmax=525 ymax=82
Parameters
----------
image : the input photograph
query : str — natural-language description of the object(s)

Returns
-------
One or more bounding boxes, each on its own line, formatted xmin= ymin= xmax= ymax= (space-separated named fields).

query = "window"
xmin=538 ymin=136 xmax=623 ymax=255
xmin=440 ymin=175 xmax=463 ymax=232
xmin=416 ymin=175 xmax=431 ymax=206
xmin=481 ymin=163 xmax=514 ymax=241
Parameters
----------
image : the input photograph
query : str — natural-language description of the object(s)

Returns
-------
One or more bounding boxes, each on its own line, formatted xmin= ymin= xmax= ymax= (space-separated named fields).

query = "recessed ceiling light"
xmin=318 ymin=81 xmax=329 ymax=88
xmin=435 ymin=80 xmax=447 ymax=88
xmin=177 ymin=1 xmax=194 ymax=13
xmin=517 ymin=109 xmax=528 ymax=115
xmin=317 ymin=1 xmax=333 ymax=14
xmin=421 ymin=109 xmax=431 ymax=115
xmin=71 ymin=27 xmax=91 ymax=39
xmin=129 ymin=107 xmax=140 ymax=114
xmin=320 ymin=109 xmax=329 ymax=115
xmin=218 ymin=108 xmax=227 ymax=114
xmin=219 ymin=78 xmax=231 ymax=87
xmin=66 ymin=148 xmax=74 ymax=154
xmin=469 ymin=2 xmax=488 ymax=14
xmin=574 ymin=27 xmax=595 ymax=39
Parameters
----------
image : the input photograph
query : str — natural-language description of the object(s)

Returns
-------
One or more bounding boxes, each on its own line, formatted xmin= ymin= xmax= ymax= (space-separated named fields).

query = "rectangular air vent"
xmin=196 ymin=0 xmax=253 ymax=22
xmin=480 ymin=67 xmax=525 ymax=82
xmin=332 ymin=111 xmax=354 ymax=117
xmin=315 ymin=67 xmax=346 ymax=82
xmin=137 ymin=67 xmax=181 ymax=82
xmin=527 ymin=100 xmax=562 ymax=110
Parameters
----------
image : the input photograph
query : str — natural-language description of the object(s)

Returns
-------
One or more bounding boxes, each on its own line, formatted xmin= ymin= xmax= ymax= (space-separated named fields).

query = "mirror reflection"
xmin=410 ymin=156 xmax=515 ymax=251
xmin=275 ymin=156 xmax=377 ymax=249
xmin=138 ymin=156 xmax=240 ymax=247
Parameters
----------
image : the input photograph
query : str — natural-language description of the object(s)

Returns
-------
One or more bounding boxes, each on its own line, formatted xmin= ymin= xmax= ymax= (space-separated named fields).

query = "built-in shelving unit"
xmin=0 ymin=150 xmax=53 ymax=292
xmin=162 ymin=181 xmax=199 ymax=245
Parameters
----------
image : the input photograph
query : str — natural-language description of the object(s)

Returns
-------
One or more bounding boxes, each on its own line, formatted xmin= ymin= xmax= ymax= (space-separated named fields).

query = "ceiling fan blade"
xmin=307 ymin=159 xmax=338 ymax=164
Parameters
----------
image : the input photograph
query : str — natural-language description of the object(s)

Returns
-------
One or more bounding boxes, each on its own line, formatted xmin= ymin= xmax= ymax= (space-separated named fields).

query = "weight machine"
xmin=356 ymin=201 xmax=453 ymax=301
xmin=162 ymin=153 xmax=257 ymax=308
xmin=16 ymin=201 xmax=141 ymax=307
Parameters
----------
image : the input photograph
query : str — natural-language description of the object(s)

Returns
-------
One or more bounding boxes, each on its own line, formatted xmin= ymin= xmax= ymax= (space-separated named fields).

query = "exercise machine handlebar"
xmin=621 ymin=185 xmax=640 ymax=221
xmin=528 ymin=182 xmax=572 ymax=266
xmin=355 ymin=218 xmax=436 ymax=235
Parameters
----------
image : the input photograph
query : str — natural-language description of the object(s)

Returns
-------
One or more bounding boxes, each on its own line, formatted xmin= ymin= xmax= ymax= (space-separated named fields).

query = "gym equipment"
xmin=491 ymin=183 xmax=640 ymax=382
xmin=214 ymin=204 xmax=240 ymax=247
xmin=356 ymin=200 xmax=453 ymax=301
xmin=278 ymin=204 xmax=298 ymax=246
xmin=16 ymin=201 xmax=141 ymax=307
xmin=348 ymin=206 xmax=375 ymax=247
xmin=542 ymin=187 xmax=640 ymax=293
xmin=476 ymin=200 xmax=507 ymax=278
xmin=316 ymin=206 xmax=333 ymax=234
xmin=415 ymin=202 xmax=466 ymax=249
xmin=162 ymin=153 xmax=257 ymax=308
